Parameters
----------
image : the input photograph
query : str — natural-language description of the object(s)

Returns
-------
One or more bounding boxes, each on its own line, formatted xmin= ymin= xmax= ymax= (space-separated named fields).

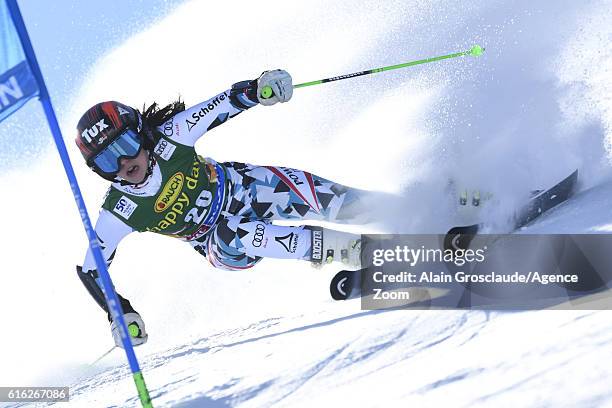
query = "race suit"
xmin=77 ymin=80 xmax=370 ymax=321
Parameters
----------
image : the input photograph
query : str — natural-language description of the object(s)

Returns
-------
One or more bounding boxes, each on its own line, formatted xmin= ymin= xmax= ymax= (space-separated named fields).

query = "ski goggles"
xmin=89 ymin=128 xmax=143 ymax=175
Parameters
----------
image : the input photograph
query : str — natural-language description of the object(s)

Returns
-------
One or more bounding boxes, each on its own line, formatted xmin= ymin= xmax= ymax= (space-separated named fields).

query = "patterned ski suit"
xmin=77 ymin=80 xmax=369 ymax=320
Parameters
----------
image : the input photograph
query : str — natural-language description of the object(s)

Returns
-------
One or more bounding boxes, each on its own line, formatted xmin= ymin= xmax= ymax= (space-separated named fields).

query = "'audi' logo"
xmin=251 ymin=224 xmax=266 ymax=247
xmin=163 ymin=119 xmax=174 ymax=136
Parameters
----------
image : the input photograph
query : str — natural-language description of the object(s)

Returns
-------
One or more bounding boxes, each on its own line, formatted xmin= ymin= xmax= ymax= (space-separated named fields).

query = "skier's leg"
xmin=223 ymin=162 xmax=391 ymax=224
xmin=189 ymin=219 xmax=262 ymax=271
xmin=191 ymin=216 xmax=362 ymax=270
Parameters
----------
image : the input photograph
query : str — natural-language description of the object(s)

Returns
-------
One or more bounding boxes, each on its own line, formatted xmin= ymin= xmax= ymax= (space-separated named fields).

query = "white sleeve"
xmin=158 ymin=89 xmax=252 ymax=147
xmin=82 ymin=209 xmax=134 ymax=272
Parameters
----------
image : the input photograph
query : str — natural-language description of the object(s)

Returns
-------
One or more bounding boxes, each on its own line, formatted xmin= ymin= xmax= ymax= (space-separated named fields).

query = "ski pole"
xmin=90 ymin=346 xmax=117 ymax=367
xmin=89 ymin=323 xmax=140 ymax=367
xmin=260 ymin=45 xmax=484 ymax=99
xmin=6 ymin=1 xmax=153 ymax=406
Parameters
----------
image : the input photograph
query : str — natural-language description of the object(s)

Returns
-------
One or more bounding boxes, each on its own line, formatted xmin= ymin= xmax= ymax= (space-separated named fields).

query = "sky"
xmin=0 ymin=0 xmax=185 ymax=169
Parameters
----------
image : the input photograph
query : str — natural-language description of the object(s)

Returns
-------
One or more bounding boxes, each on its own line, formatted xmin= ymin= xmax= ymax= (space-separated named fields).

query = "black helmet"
xmin=75 ymin=101 xmax=152 ymax=182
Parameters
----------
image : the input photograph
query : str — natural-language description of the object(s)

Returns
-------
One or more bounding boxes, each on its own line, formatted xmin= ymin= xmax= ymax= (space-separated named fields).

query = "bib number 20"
xmin=184 ymin=190 xmax=213 ymax=224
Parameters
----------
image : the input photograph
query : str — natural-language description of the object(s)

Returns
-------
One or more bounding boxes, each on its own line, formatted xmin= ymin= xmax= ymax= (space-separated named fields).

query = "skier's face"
xmin=116 ymin=148 xmax=149 ymax=184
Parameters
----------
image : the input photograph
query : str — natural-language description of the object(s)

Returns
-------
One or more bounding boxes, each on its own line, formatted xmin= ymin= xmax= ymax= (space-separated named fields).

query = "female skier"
xmin=76 ymin=70 xmax=382 ymax=348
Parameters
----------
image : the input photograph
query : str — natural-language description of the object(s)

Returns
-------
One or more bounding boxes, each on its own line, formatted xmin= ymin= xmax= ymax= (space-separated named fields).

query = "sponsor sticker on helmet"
xmin=117 ymin=105 xmax=131 ymax=115
xmin=81 ymin=119 xmax=109 ymax=144
xmin=154 ymin=139 xmax=176 ymax=161
xmin=113 ymin=196 xmax=138 ymax=220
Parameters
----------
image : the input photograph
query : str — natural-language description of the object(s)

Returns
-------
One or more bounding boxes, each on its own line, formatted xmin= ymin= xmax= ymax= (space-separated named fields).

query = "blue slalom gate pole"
xmin=5 ymin=1 xmax=153 ymax=406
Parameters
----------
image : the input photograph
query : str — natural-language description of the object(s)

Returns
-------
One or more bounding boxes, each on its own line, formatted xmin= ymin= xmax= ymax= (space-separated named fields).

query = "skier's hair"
xmin=140 ymin=98 xmax=186 ymax=128
xmin=137 ymin=98 xmax=186 ymax=151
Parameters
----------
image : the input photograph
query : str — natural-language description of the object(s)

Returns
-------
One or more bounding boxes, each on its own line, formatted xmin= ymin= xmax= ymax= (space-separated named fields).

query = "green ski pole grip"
xmin=469 ymin=45 xmax=484 ymax=56
xmin=260 ymin=85 xmax=273 ymax=99
xmin=128 ymin=323 xmax=140 ymax=337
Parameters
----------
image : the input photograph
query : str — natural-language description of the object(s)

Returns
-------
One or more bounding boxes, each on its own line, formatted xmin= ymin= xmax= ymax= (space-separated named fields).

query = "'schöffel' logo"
xmin=275 ymin=232 xmax=298 ymax=253
xmin=251 ymin=223 xmax=266 ymax=247
xmin=155 ymin=172 xmax=184 ymax=213
xmin=185 ymin=92 xmax=228 ymax=131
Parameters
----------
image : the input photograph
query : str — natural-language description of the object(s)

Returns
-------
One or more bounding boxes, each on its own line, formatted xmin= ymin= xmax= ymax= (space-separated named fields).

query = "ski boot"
xmin=458 ymin=188 xmax=493 ymax=207
xmin=455 ymin=187 xmax=494 ymax=225
xmin=308 ymin=227 xmax=361 ymax=269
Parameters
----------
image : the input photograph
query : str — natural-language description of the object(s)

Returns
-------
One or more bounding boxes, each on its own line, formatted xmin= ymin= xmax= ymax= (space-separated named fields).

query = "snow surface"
xmin=2 ymin=0 xmax=612 ymax=407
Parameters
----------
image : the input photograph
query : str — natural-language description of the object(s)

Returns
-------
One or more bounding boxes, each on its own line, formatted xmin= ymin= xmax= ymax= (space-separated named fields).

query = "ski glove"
xmin=110 ymin=312 xmax=148 ymax=348
xmin=257 ymin=69 xmax=293 ymax=106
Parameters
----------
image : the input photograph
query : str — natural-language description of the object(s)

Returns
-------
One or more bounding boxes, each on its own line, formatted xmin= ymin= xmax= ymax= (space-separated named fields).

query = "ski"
xmin=444 ymin=169 xmax=578 ymax=251
xmin=513 ymin=169 xmax=578 ymax=228
xmin=331 ymin=170 xmax=578 ymax=300
xmin=330 ymin=269 xmax=363 ymax=301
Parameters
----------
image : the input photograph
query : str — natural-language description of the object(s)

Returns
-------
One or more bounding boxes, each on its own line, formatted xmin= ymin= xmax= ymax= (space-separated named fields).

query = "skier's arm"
xmin=164 ymin=70 xmax=293 ymax=147
xmin=77 ymin=209 xmax=136 ymax=322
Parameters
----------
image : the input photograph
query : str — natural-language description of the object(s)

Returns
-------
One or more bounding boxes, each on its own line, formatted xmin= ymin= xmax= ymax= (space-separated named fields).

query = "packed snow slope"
xmin=16 ymin=179 xmax=610 ymax=408
xmin=1 ymin=0 xmax=612 ymax=407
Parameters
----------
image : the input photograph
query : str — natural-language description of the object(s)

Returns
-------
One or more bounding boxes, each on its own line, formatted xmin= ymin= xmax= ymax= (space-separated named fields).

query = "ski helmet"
xmin=76 ymin=101 xmax=149 ymax=182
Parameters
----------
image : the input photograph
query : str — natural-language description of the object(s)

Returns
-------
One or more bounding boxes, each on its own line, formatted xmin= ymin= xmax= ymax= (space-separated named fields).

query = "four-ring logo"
xmin=251 ymin=224 xmax=266 ymax=247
